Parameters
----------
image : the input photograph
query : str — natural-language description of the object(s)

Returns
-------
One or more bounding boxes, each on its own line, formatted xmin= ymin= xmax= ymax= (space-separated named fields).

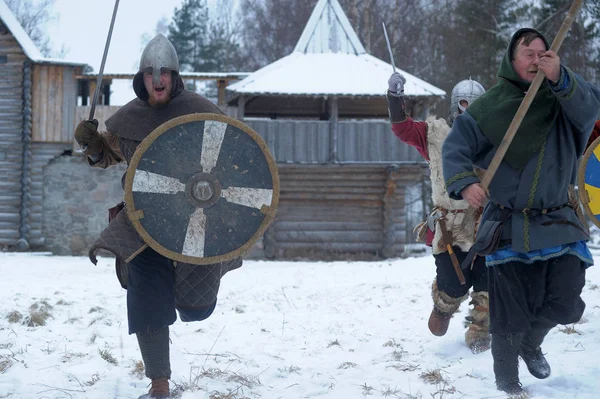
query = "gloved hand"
xmin=388 ymin=72 xmax=406 ymax=96
xmin=74 ymin=119 xmax=102 ymax=155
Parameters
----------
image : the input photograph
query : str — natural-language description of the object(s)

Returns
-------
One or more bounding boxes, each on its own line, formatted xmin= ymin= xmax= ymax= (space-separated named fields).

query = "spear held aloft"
xmin=88 ymin=0 xmax=120 ymax=122
xmin=480 ymin=0 xmax=584 ymax=191
xmin=78 ymin=0 xmax=119 ymax=153
xmin=382 ymin=22 xmax=396 ymax=73
xmin=382 ymin=23 xmax=405 ymax=100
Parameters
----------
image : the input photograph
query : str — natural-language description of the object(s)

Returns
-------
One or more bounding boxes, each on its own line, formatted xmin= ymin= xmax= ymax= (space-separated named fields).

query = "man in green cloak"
xmin=442 ymin=28 xmax=600 ymax=395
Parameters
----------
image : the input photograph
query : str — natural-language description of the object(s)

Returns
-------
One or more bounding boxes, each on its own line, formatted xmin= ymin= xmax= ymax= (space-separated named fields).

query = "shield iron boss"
xmin=124 ymin=113 xmax=279 ymax=265
xmin=578 ymin=135 xmax=600 ymax=228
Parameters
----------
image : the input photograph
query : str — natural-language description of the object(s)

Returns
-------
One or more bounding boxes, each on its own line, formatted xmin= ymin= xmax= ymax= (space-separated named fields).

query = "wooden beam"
xmin=52 ymin=65 xmax=63 ymax=142
xmin=329 ymin=96 xmax=338 ymax=163
xmin=237 ymin=95 xmax=245 ymax=120
xmin=31 ymin=64 xmax=41 ymax=141
xmin=217 ymin=79 xmax=227 ymax=107
xmin=39 ymin=65 xmax=49 ymax=141
xmin=88 ymin=80 xmax=97 ymax=109
xmin=75 ymin=73 xmax=248 ymax=82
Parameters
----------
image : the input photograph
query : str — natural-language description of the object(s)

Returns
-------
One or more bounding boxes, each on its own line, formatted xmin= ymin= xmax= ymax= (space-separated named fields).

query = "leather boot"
xmin=464 ymin=291 xmax=491 ymax=353
xmin=429 ymin=279 xmax=467 ymax=336
xmin=492 ymin=333 xmax=526 ymax=396
xmin=520 ymin=327 xmax=552 ymax=379
xmin=136 ymin=327 xmax=171 ymax=399
xmin=428 ymin=307 xmax=453 ymax=336
xmin=138 ymin=378 xmax=170 ymax=399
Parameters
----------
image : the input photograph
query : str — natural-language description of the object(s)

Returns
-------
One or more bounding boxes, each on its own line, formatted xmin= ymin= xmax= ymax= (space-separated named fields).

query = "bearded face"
xmin=143 ymin=69 xmax=173 ymax=108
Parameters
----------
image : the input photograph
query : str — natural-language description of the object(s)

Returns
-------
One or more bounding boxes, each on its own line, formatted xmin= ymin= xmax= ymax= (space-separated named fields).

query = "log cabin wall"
xmin=0 ymin=19 xmax=80 ymax=249
xmin=0 ymin=19 xmax=25 ymax=247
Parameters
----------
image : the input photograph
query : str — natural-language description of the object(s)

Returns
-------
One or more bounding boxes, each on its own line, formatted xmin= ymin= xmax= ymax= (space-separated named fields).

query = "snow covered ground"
xmin=1 ymin=252 xmax=599 ymax=399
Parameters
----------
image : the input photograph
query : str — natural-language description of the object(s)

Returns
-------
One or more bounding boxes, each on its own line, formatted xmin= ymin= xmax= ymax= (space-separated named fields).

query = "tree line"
xmin=9 ymin=0 xmax=600 ymax=112
xmin=165 ymin=0 xmax=599 ymax=108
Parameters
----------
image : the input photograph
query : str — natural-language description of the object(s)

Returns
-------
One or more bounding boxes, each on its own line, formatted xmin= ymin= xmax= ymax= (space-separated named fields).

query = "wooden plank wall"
xmin=0 ymin=20 xmax=25 ymax=246
xmin=264 ymin=164 xmax=429 ymax=259
xmin=32 ymin=64 xmax=78 ymax=143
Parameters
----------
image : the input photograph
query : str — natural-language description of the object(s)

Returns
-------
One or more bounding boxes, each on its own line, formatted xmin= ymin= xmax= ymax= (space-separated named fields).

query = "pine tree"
xmin=204 ymin=0 xmax=249 ymax=72
xmin=167 ymin=0 xmax=210 ymax=72
xmin=168 ymin=0 xmax=248 ymax=73
xmin=438 ymin=0 xmax=532 ymax=90
xmin=5 ymin=0 xmax=55 ymax=56
xmin=534 ymin=0 xmax=599 ymax=82
xmin=238 ymin=0 xmax=318 ymax=69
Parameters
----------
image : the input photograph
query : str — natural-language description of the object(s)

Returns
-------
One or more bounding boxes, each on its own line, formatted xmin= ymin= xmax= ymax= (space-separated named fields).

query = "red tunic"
xmin=391 ymin=118 xmax=435 ymax=246
xmin=586 ymin=120 xmax=600 ymax=151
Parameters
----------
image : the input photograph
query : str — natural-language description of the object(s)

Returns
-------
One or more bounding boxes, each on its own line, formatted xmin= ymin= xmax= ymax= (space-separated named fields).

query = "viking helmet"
xmin=449 ymin=78 xmax=485 ymax=121
xmin=139 ymin=34 xmax=179 ymax=86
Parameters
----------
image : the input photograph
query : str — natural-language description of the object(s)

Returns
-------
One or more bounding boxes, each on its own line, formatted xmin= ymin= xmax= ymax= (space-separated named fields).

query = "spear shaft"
xmin=88 ymin=0 xmax=120 ymax=121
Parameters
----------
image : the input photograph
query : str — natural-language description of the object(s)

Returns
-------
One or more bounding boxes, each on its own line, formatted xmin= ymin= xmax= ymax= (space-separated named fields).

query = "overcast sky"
xmin=45 ymin=0 xmax=219 ymax=104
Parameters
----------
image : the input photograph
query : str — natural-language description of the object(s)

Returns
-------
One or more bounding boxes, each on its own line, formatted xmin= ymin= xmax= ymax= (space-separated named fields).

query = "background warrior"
xmin=387 ymin=72 xmax=489 ymax=353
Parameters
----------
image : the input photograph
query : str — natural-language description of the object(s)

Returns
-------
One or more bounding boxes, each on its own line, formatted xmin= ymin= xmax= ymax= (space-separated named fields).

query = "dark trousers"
xmin=488 ymin=254 xmax=586 ymax=334
xmin=434 ymin=247 xmax=488 ymax=298
xmin=127 ymin=247 xmax=216 ymax=334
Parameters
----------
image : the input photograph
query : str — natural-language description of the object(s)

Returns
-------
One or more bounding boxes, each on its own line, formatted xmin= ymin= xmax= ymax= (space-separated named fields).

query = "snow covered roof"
xmin=228 ymin=0 xmax=444 ymax=98
xmin=0 ymin=0 xmax=86 ymax=66
xmin=227 ymin=52 xmax=444 ymax=97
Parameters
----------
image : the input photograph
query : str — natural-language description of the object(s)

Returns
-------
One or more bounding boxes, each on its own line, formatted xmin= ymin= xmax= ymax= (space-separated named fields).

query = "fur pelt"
xmin=431 ymin=278 xmax=468 ymax=315
xmin=464 ymin=290 xmax=491 ymax=353
xmin=425 ymin=116 xmax=478 ymax=254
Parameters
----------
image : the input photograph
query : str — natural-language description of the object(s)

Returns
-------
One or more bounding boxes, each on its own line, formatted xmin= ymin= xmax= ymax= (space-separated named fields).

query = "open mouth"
xmin=154 ymin=86 xmax=165 ymax=93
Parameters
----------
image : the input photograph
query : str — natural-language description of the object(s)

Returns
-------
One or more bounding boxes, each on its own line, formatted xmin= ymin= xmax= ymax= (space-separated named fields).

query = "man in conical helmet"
xmin=448 ymin=79 xmax=486 ymax=126
xmin=386 ymin=73 xmax=489 ymax=354
xmin=74 ymin=34 xmax=242 ymax=399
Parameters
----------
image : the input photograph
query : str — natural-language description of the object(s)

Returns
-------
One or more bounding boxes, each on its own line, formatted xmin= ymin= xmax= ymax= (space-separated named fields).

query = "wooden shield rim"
xmin=124 ymin=112 xmax=280 ymax=265
xmin=577 ymin=135 xmax=600 ymax=229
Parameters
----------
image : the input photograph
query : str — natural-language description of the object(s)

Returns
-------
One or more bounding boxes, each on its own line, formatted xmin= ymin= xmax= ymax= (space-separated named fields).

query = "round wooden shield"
xmin=124 ymin=113 xmax=279 ymax=265
xmin=578 ymin=135 xmax=600 ymax=228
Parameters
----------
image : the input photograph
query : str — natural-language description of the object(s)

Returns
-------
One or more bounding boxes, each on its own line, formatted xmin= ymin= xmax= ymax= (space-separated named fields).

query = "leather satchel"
xmin=472 ymin=220 xmax=504 ymax=256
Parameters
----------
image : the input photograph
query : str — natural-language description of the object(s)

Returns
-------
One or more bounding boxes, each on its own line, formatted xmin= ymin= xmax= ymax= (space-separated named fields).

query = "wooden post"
xmin=382 ymin=165 xmax=398 ymax=258
xmin=217 ymin=79 xmax=227 ymax=107
xmin=329 ymin=96 xmax=338 ymax=163
xmin=422 ymin=100 xmax=430 ymax=120
xmin=80 ymin=80 xmax=89 ymax=106
xmin=263 ymin=225 xmax=277 ymax=259
xmin=88 ymin=80 xmax=97 ymax=109
xmin=102 ymin=80 xmax=112 ymax=105
xmin=237 ymin=94 xmax=245 ymax=120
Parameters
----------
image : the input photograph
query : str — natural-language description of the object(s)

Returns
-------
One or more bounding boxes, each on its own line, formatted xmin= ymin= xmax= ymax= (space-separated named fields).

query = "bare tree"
xmin=5 ymin=0 xmax=56 ymax=57
xmin=206 ymin=0 xmax=251 ymax=72
xmin=238 ymin=0 xmax=318 ymax=69
xmin=534 ymin=0 xmax=600 ymax=82
xmin=135 ymin=17 xmax=170 ymax=71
